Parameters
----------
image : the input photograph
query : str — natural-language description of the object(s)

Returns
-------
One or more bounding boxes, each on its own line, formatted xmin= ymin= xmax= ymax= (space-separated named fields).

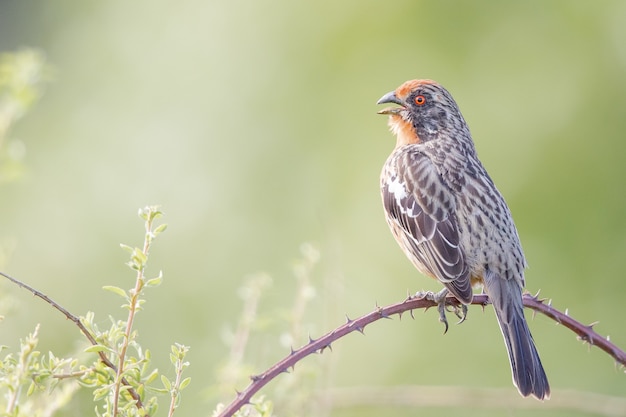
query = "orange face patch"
xmin=395 ymin=79 xmax=438 ymax=100
xmin=388 ymin=114 xmax=420 ymax=147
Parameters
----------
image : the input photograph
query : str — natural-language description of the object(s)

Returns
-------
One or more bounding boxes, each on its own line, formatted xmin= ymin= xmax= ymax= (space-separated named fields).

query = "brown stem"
xmin=0 ymin=271 xmax=149 ymax=416
xmin=522 ymin=294 xmax=626 ymax=366
xmin=217 ymin=292 xmax=625 ymax=417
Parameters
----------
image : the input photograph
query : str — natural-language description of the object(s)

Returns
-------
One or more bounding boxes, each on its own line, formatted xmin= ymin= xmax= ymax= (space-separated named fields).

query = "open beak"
xmin=377 ymin=91 xmax=405 ymax=115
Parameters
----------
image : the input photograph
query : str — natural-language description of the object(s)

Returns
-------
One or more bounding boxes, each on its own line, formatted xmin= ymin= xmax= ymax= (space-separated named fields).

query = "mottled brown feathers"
xmin=377 ymin=79 xmax=550 ymax=400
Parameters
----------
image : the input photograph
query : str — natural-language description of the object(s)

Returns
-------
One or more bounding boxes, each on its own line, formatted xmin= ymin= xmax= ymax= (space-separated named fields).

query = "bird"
xmin=377 ymin=79 xmax=550 ymax=400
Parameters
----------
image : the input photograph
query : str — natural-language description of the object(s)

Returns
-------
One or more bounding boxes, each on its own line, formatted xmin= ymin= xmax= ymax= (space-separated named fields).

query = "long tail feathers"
xmin=484 ymin=272 xmax=550 ymax=400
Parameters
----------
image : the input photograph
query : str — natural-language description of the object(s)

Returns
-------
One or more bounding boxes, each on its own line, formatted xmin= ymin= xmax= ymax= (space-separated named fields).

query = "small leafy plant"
xmin=0 ymin=206 xmax=191 ymax=417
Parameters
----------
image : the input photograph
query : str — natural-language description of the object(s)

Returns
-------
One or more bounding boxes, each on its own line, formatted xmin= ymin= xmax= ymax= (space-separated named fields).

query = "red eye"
xmin=414 ymin=95 xmax=426 ymax=106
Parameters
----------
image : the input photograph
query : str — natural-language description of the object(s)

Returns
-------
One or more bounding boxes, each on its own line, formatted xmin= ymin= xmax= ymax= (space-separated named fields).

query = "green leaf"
xmin=179 ymin=377 xmax=191 ymax=390
xmin=102 ymin=286 xmax=128 ymax=298
xmin=153 ymin=223 xmax=168 ymax=234
xmin=161 ymin=374 xmax=172 ymax=391
xmin=145 ymin=276 xmax=162 ymax=287
xmin=27 ymin=381 xmax=36 ymax=396
xmin=119 ymin=243 xmax=134 ymax=253
xmin=133 ymin=247 xmax=147 ymax=263
xmin=144 ymin=369 xmax=159 ymax=384
xmin=84 ymin=344 xmax=114 ymax=354
xmin=92 ymin=386 xmax=109 ymax=401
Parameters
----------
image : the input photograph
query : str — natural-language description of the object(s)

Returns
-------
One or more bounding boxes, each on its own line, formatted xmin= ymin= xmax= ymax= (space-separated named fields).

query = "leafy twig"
xmin=164 ymin=344 xmax=191 ymax=417
xmin=0 ymin=271 xmax=147 ymax=413
xmin=112 ymin=207 xmax=164 ymax=416
xmin=0 ymin=205 xmax=168 ymax=417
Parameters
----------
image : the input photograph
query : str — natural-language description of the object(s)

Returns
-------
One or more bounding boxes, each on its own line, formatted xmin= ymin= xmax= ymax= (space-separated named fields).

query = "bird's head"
xmin=377 ymin=79 xmax=467 ymax=147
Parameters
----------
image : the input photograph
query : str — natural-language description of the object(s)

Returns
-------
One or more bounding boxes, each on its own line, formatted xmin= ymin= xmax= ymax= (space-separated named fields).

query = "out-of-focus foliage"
xmin=0 ymin=1 xmax=625 ymax=416
xmin=0 ymin=207 xmax=191 ymax=417
xmin=0 ymin=49 xmax=48 ymax=183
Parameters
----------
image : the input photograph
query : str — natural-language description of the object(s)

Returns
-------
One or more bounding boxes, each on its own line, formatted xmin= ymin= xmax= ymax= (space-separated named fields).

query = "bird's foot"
xmin=415 ymin=288 xmax=468 ymax=334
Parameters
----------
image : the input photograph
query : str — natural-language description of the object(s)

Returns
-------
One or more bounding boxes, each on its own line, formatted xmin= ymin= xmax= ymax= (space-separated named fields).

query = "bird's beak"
xmin=377 ymin=91 xmax=405 ymax=115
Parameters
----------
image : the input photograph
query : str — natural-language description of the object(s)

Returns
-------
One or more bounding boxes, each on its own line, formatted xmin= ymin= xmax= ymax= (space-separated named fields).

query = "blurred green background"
xmin=1 ymin=0 xmax=625 ymax=415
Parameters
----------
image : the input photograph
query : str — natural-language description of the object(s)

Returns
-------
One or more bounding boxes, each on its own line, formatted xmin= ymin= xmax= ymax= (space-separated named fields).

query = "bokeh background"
xmin=1 ymin=1 xmax=625 ymax=416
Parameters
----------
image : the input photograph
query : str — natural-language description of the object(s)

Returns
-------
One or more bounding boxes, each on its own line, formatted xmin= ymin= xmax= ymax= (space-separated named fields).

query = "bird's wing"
xmin=382 ymin=149 xmax=472 ymax=303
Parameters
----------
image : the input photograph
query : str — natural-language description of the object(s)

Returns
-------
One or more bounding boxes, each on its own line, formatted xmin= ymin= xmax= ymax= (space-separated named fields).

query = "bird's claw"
xmin=416 ymin=288 xmax=468 ymax=334
xmin=454 ymin=304 xmax=468 ymax=324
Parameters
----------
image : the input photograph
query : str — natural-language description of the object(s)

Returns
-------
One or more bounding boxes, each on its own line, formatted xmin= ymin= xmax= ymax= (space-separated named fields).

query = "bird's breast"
xmin=387 ymin=115 xmax=421 ymax=147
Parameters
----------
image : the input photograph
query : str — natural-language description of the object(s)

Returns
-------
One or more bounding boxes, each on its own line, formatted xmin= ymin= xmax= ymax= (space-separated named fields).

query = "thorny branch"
xmin=217 ymin=292 xmax=626 ymax=417
xmin=0 ymin=271 xmax=149 ymax=417
xmin=2 ymin=268 xmax=624 ymax=417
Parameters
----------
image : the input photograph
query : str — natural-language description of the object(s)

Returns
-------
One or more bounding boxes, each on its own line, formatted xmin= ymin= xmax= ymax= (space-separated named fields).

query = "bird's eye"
xmin=414 ymin=95 xmax=426 ymax=106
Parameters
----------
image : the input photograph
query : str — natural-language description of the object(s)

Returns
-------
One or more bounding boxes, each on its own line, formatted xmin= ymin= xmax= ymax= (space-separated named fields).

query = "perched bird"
xmin=377 ymin=79 xmax=549 ymax=400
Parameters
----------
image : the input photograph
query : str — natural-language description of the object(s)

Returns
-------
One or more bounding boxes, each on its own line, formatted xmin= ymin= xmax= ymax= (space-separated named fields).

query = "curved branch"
xmin=217 ymin=292 xmax=625 ymax=417
xmin=522 ymin=294 xmax=626 ymax=366
xmin=0 ymin=271 xmax=149 ymax=416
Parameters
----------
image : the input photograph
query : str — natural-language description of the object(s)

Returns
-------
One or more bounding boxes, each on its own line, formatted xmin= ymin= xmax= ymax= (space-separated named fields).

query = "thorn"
xmin=280 ymin=367 xmax=290 ymax=374
xmin=581 ymin=332 xmax=594 ymax=345
xmin=547 ymin=299 xmax=553 ymax=307
xmin=290 ymin=346 xmax=296 ymax=355
xmin=587 ymin=321 xmax=599 ymax=329
xmin=356 ymin=326 xmax=365 ymax=334
xmin=564 ymin=308 xmax=569 ymax=316
xmin=410 ymin=309 xmax=415 ymax=320
xmin=235 ymin=389 xmax=242 ymax=395
xmin=345 ymin=314 xmax=353 ymax=324
xmin=319 ymin=343 xmax=332 ymax=353
xmin=250 ymin=374 xmax=262 ymax=382
xmin=308 ymin=335 xmax=315 ymax=343
xmin=607 ymin=335 xmax=611 ymax=341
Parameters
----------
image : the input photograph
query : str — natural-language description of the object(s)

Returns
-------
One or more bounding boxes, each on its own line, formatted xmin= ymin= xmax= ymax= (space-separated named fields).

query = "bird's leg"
xmin=415 ymin=288 xmax=468 ymax=333
xmin=416 ymin=288 xmax=451 ymax=333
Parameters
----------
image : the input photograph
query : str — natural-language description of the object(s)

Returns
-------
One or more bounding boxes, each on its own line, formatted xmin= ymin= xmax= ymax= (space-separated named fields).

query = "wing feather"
xmin=382 ymin=149 xmax=472 ymax=303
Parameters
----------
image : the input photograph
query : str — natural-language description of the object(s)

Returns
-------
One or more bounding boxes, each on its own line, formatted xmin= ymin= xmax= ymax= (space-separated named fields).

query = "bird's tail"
xmin=484 ymin=271 xmax=550 ymax=400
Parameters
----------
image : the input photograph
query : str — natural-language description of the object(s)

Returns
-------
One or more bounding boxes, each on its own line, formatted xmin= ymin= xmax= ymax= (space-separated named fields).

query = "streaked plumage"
xmin=377 ymin=79 xmax=549 ymax=400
